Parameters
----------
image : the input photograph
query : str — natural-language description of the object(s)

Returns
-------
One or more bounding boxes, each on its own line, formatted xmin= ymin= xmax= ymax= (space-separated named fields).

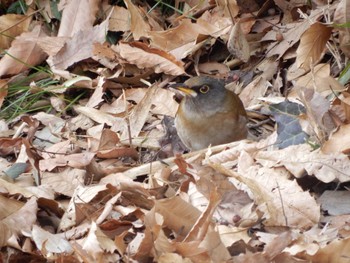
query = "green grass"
xmin=0 ymin=69 xmax=87 ymax=121
xmin=1 ymin=72 xmax=56 ymax=120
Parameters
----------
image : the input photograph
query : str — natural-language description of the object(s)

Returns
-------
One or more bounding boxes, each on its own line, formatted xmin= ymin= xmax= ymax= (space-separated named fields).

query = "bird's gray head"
xmin=175 ymin=76 xmax=227 ymax=114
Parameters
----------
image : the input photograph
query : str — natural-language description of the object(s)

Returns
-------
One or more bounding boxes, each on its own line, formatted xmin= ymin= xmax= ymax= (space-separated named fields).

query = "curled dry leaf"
xmin=39 ymin=152 xmax=96 ymax=171
xmin=57 ymin=0 xmax=99 ymax=37
xmin=82 ymin=222 xmax=118 ymax=261
xmin=109 ymin=6 xmax=130 ymax=32
xmin=296 ymin=23 xmax=332 ymax=70
xmin=0 ymin=25 xmax=48 ymax=77
xmin=117 ymin=42 xmax=185 ymax=75
xmin=321 ymin=124 xmax=350 ymax=154
xmin=0 ymin=14 xmax=31 ymax=49
xmin=256 ymin=144 xmax=350 ymax=183
xmin=297 ymin=87 xmax=335 ymax=143
xmin=123 ymin=0 xmax=151 ymax=40
xmin=50 ymin=19 xmax=109 ymax=70
xmin=41 ymin=168 xmax=85 ymax=197
xmin=227 ymin=22 xmax=250 ymax=62
xmin=295 ymin=63 xmax=345 ymax=96
xmin=209 ymin=150 xmax=320 ymax=229
xmin=2 ymin=196 xmax=37 ymax=236
xmin=32 ymin=225 xmax=72 ymax=254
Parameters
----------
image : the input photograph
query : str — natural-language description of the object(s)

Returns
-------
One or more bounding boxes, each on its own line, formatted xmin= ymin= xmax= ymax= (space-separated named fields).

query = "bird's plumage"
xmin=173 ymin=76 xmax=248 ymax=150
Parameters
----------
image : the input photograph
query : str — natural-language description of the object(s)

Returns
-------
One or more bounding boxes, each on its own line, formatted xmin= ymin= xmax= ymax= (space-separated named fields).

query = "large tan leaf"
xmin=210 ymin=152 xmax=320 ymax=229
xmin=58 ymin=0 xmax=100 ymax=37
xmin=266 ymin=8 xmax=324 ymax=58
xmin=109 ymin=6 xmax=130 ymax=32
xmin=32 ymin=225 xmax=72 ymax=254
xmin=149 ymin=19 xmax=201 ymax=52
xmin=227 ymin=22 xmax=250 ymax=62
xmin=154 ymin=196 xmax=202 ymax=239
xmin=82 ymin=222 xmax=118 ymax=260
xmin=256 ymin=144 xmax=350 ymax=183
xmin=0 ymin=14 xmax=31 ymax=49
xmin=123 ymin=0 xmax=151 ymax=40
xmin=117 ymin=42 xmax=185 ymax=75
xmin=49 ymin=19 xmax=109 ymax=70
xmin=322 ymin=124 xmax=350 ymax=154
xmin=2 ymin=196 xmax=37 ymax=236
xmin=296 ymin=23 xmax=332 ymax=70
xmin=295 ymin=63 xmax=345 ymax=95
xmin=0 ymin=25 xmax=48 ymax=77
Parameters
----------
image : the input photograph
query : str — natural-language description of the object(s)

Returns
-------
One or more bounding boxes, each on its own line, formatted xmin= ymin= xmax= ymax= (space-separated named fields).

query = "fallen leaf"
xmin=296 ymin=23 xmax=332 ymax=70
xmin=117 ymin=42 xmax=185 ymax=75
xmin=0 ymin=25 xmax=48 ymax=77
xmin=123 ymin=0 xmax=151 ymax=40
xmin=58 ymin=0 xmax=99 ymax=37
xmin=227 ymin=22 xmax=250 ymax=62
xmin=322 ymin=124 xmax=350 ymax=154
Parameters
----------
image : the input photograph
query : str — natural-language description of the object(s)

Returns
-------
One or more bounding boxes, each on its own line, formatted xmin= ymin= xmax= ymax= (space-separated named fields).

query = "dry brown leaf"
xmin=216 ymin=0 xmax=239 ymax=18
xmin=150 ymin=87 xmax=178 ymax=117
xmin=86 ymin=77 xmax=105 ymax=108
xmin=295 ymin=63 xmax=345 ymax=96
xmin=210 ymin=151 xmax=320 ymax=229
xmin=154 ymin=196 xmax=202 ymax=239
xmin=0 ymin=14 xmax=31 ymax=49
xmin=296 ymin=23 xmax=332 ymax=70
xmin=35 ymin=36 xmax=68 ymax=56
xmin=321 ymin=124 xmax=350 ymax=154
xmin=32 ymin=225 xmax=72 ymax=254
xmin=41 ymin=168 xmax=85 ymax=197
xmin=0 ymin=25 xmax=48 ymax=77
xmin=297 ymin=87 xmax=335 ymax=142
xmin=74 ymin=105 xmax=127 ymax=132
xmin=0 ymin=79 xmax=8 ymax=109
xmin=240 ymin=75 xmax=271 ymax=107
xmin=117 ymin=42 xmax=185 ymax=75
xmin=0 ymin=222 xmax=11 ymax=247
xmin=39 ymin=152 xmax=96 ymax=171
xmin=0 ymin=178 xmax=35 ymax=198
xmin=227 ymin=22 xmax=250 ymax=62
xmin=58 ymin=0 xmax=99 ymax=37
xmin=339 ymin=92 xmax=350 ymax=122
xmin=2 ymin=196 xmax=37 ymax=236
xmin=149 ymin=19 xmax=202 ymax=52
xmin=308 ymin=237 xmax=350 ymax=263
xmin=109 ymin=6 xmax=130 ymax=32
xmin=0 ymin=194 xmax=24 ymax=220
xmin=82 ymin=222 xmax=118 ymax=260
xmin=256 ymin=144 xmax=350 ymax=183
xmin=123 ymin=0 xmax=151 ymax=40
xmin=0 ymin=137 xmax=22 ymax=156
xmin=120 ymin=84 xmax=158 ymax=141
xmin=59 ymin=184 xmax=108 ymax=231
xmin=158 ymin=253 xmax=192 ymax=263
xmin=265 ymin=21 xmax=310 ymax=58
xmin=50 ymin=19 xmax=109 ymax=70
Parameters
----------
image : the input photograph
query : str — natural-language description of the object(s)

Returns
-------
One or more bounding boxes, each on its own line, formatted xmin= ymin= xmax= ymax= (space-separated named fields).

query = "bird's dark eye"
xmin=199 ymin=85 xmax=210 ymax=94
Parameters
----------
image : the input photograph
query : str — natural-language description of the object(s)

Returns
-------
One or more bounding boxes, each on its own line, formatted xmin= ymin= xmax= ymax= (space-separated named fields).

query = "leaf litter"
xmin=1 ymin=0 xmax=350 ymax=262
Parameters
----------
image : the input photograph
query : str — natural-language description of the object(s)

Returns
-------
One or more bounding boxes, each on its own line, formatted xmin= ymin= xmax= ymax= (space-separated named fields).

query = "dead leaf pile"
xmin=1 ymin=0 xmax=350 ymax=262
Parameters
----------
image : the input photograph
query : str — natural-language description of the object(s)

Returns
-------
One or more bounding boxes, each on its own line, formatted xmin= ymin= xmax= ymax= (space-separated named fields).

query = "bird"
xmin=170 ymin=76 xmax=248 ymax=151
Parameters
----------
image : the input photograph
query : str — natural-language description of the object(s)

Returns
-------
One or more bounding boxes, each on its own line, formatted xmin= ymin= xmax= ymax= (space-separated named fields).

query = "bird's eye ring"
xmin=199 ymin=85 xmax=210 ymax=94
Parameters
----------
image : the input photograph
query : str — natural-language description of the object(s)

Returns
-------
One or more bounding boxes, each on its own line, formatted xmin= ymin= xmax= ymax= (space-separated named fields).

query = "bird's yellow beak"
xmin=169 ymin=84 xmax=197 ymax=97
